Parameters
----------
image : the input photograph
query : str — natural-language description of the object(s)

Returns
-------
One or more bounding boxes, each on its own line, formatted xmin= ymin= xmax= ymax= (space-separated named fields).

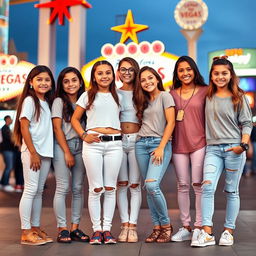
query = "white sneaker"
xmin=3 ymin=185 xmax=15 ymax=192
xmin=128 ymin=227 xmax=138 ymax=243
xmin=191 ymin=230 xmax=215 ymax=247
xmin=118 ymin=226 xmax=129 ymax=242
xmin=219 ymin=230 xmax=234 ymax=246
xmin=171 ymin=227 xmax=192 ymax=242
xmin=190 ymin=228 xmax=201 ymax=246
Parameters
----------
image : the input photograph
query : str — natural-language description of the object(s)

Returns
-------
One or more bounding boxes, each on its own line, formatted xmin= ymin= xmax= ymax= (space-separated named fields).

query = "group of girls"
xmin=12 ymin=53 xmax=252 ymax=247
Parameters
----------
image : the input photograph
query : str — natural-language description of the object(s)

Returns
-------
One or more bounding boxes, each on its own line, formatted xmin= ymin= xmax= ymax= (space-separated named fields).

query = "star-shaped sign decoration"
xmin=111 ymin=10 xmax=148 ymax=44
xmin=35 ymin=0 xmax=92 ymax=25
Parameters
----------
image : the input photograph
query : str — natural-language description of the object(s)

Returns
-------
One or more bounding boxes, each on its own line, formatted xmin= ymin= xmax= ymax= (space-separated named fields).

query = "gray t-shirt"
xmin=205 ymin=95 xmax=252 ymax=145
xmin=52 ymin=97 xmax=78 ymax=140
xmin=138 ymin=91 xmax=175 ymax=137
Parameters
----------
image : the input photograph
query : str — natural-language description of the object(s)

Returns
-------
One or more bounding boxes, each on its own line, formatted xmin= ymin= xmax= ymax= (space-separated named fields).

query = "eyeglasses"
xmin=212 ymin=55 xmax=228 ymax=61
xmin=119 ymin=67 xmax=135 ymax=74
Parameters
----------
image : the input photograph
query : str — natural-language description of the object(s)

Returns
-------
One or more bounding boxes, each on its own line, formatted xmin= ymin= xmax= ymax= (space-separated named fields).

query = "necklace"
xmin=176 ymin=85 xmax=196 ymax=121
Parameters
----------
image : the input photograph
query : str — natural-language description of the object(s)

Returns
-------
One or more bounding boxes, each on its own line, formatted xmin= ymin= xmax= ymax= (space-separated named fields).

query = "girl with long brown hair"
xmin=134 ymin=66 xmax=175 ymax=243
xmin=170 ymin=56 xmax=208 ymax=244
xmin=13 ymin=65 xmax=55 ymax=245
xmin=192 ymin=57 xmax=252 ymax=247
xmin=52 ymin=67 xmax=88 ymax=243
xmin=71 ymin=60 xmax=123 ymax=245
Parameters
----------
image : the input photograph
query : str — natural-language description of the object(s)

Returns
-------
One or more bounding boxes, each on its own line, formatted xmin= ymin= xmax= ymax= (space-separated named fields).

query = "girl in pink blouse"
xmin=170 ymin=56 xmax=208 ymax=245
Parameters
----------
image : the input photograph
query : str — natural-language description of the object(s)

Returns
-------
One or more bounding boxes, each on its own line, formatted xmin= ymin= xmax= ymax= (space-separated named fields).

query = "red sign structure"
xmin=35 ymin=0 xmax=92 ymax=25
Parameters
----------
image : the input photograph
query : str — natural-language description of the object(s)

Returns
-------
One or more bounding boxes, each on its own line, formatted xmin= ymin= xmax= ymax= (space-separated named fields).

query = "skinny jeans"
xmin=53 ymin=137 xmax=86 ymax=227
xmin=202 ymin=144 xmax=246 ymax=229
xmin=172 ymin=146 xmax=205 ymax=227
xmin=135 ymin=137 xmax=172 ymax=226
xmin=19 ymin=150 xmax=51 ymax=229
xmin=117 ymin=133 xmax=142 ymax=225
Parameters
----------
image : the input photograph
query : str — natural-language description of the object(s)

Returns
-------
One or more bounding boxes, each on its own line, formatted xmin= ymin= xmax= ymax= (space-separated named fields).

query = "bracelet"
xmin=81 ymin=131 xmax=87 ymax=139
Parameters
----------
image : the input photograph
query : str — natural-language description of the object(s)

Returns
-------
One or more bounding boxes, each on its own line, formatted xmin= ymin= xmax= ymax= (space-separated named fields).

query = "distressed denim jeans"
xmin=135 ymin=137 xmax=172 ymax=226
xmin=202 ymin=144 xmax=246 ymax=229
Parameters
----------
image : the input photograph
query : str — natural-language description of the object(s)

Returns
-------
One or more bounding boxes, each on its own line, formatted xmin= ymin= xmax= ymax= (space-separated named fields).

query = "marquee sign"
xmin=0 ymin=54 xmax=35 ymax=102
xmin=81 ymin=41 xmax=178 ymax=89
xmin=174 ymin=0 xmax=208 ymax=30
xmin=81 ymin=10 xmax=179 ymax=89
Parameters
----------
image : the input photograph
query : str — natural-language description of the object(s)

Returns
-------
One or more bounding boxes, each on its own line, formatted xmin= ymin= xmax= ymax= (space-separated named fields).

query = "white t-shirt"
xmin=76 ymin=91 xmax=121 ymax=131
xmin=20 ymin=96 xmax=53 ymax=157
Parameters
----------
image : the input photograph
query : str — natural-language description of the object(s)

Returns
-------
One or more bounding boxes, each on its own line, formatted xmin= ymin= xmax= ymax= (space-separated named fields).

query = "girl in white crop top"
xmin=71 ymin=60 xmax=123 ymax=245
xmin=116 ymin=57 xmax=141 ymax=243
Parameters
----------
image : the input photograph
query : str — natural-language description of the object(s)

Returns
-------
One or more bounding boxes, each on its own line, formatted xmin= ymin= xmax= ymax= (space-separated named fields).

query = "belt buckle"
xmin=100 ymin=135 xmax=111 ymax=142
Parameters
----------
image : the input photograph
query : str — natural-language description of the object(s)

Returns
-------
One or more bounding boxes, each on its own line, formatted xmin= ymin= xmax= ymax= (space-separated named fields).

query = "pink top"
xmin=170 ymin=86 xmax=208 ymax=154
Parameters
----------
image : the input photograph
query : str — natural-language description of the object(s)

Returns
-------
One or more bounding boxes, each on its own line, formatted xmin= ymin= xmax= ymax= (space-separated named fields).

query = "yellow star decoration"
xmin=111 ymin=10 xmax=148 ymax=44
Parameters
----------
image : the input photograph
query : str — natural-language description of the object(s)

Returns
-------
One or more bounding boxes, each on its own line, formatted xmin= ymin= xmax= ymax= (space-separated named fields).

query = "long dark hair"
xmin=118 ymin=57 xmax=140 ymax=107
xmin=134 ymin=66 xmax=164 ymax=122
xmin=86 ymin=60 xmax=119 ymax=110
xmin=56 ymin=67 xmax=85 ymax=122
xmin=172 ymin=56 xmax=207 ymax=89
xmin=13 ymin=65 xmax=55 ymax=146
xmin=208 ymin=57 xmax=244 ymax=111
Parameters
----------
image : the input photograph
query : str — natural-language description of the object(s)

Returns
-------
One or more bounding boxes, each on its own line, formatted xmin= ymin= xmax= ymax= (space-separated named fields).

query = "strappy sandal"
xmin=156 ymin=226 xmax=173 ymax=243
xmin=57 ymin=230 xmax=72 ymax=243
xmin=70 ymin=229 xmax=90 ymax=242
xmin=145 ymin=229 xmax=161 ymax=243
xmin=21 ymin=231 xmax=47 ymax=246
xmin=36 ymin=229 xmax=53 ymax=243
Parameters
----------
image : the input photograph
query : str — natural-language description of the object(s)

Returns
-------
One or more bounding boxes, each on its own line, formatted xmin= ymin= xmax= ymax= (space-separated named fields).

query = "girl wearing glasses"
xmin=192 ymin=56 xmax=252 ymax=247
xmin=71 ymin=60 xmax=123 ymax=245
xmin=170 ymin=56 xmax=208 ymax=244
xmin=116 ymin=57 xmax=141 ymax=243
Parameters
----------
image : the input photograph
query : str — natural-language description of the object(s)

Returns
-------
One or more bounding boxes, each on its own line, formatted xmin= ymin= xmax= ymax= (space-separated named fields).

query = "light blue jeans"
xmin=135 ymin=137 xmax=172 ymax=226
xmin=53 ymin=137 xmax=86 ymax=227
xmin=19 ymin=150 xmax=51 ymax=229
xmin=202 ymin=144 xmax=246 ymax=229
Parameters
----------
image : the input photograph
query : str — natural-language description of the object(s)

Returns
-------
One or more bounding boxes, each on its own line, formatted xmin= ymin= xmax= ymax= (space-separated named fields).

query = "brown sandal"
xmin=145 ymin=229 xmax=161 ymax=243
xmin=156 ymin=226 xmax=173 ymax=243
xmin=33 ymin=228 xmax=53 ymax=243
xmin=21 ymin=231 xmax=47 ymax=246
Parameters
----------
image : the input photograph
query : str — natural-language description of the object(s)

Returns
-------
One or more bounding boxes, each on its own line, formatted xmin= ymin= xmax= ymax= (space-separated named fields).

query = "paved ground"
xmin=0 ymin=162 xmax=256 ymax=256
xmin=0 ymin=208 xmax=255 ymax=256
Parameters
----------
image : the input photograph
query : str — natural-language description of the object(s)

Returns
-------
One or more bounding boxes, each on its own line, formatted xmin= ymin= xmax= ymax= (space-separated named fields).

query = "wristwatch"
xmin=240 ymin=143 xmax=249 ymax=151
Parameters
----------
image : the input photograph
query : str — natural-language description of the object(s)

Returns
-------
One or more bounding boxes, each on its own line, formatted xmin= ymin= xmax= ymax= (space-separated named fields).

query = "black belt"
xmin=99 ymin=135 xmax=122 ymax=142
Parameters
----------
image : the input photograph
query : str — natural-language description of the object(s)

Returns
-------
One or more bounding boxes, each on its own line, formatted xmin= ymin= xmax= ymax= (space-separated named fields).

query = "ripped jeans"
xmin=135 ymin=137 xmax=172 ymax=226
xmin=202 ymin=144 xmax=246 ymax=229
xmin=82 ymin=139 xmax=123 ymax=231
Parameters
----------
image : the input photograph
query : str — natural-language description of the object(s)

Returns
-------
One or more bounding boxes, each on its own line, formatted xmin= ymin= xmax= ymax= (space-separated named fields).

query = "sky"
xmin=8 ymin=0 xmax=256 ymax=81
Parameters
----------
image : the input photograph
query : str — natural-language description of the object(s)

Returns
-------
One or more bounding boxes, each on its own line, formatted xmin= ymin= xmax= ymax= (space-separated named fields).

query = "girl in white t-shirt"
xmin=71 ymin=60 xmax=123 ymax=245
xmin=13 ymin=65 xmax=55 ymax=245
xmin=52 ymin=67 xmax=88 ymax=243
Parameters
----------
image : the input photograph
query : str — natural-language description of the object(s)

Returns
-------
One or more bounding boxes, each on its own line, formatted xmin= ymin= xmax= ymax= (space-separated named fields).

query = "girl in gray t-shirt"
xmin=193 ymin=57 xmax=252 ymax=247
xmin=52 ymin=67 xmax=88 ymax=243
xmin=134 ymin=66 xmax=175 ymax=243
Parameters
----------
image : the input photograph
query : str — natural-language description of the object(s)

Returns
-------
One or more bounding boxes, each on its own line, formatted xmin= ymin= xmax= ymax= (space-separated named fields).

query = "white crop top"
xmin=76 ymin=91 xmax=122 ymax=131
xmin=118 ymin=89 xmax=139 ymax=124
